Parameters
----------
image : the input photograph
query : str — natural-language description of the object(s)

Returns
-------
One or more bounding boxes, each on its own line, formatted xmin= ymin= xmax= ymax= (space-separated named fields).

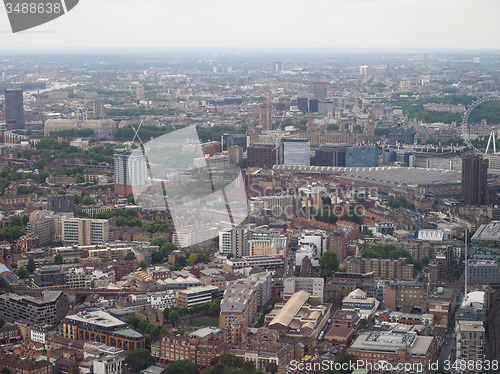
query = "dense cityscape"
xmin=0 ymin=48 xmax=500 ymax=374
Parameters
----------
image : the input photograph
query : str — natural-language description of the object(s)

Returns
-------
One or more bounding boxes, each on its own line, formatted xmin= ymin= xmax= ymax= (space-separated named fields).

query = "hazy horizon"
xmin=1 ymin=0 xmax=499 ymax=51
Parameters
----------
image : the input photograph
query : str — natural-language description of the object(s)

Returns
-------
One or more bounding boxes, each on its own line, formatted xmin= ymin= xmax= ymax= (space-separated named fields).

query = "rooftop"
xmin=472 ymin=221 xmax=500 ymax=241
xmin=65 ymin=311 xmax=125 ymax=329
xmin=350 ymin=331 xmax=434 ymax=356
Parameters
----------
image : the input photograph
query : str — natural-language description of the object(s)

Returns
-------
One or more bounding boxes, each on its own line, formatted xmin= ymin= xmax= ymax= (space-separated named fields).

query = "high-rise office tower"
xmin=462 ymin=155 xmax=487 ymax=205
xmin=280 ymin=138 xmax=310 ymax=166
xmin=92 ymin=100 xmax=105 ymax=119
xmin=310 ymin=81 xmax=328 ymax=100
xmin=114 ymin=149 xmax=146 ymax=196
xmin=5 ymin=88 xmax=24 ymax=128
xmin=247 ymin=144 xmax=277 ymax=169
xmin=297 ymin=98 xmax=308 ymax=113
xmin=273 ymin=61 xmax=283 ymax=72
xmin=259 ymin=99 xmax=272 ymax=130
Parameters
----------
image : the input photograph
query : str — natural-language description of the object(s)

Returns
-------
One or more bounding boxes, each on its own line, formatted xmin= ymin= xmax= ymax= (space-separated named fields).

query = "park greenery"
xmin=124 ymin=348 xmax=156 ymax=372
xmin=0 ymin=216 xmax=24 ymax=242
xmin=362 ymin=244 xmax=412 ymax=261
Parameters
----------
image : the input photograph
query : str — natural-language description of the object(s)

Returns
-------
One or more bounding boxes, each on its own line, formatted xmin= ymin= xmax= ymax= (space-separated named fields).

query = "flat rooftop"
xmin=350 ymin=332 xmax=434 ymax=356
xmin=66 ymin=311 xmax=125 ymax=329
xmin=472 ymin=221 xmax=500 ymax=240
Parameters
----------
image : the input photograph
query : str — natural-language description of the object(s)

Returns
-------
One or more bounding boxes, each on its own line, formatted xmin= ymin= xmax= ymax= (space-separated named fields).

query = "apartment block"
xmin=345 ymin=256 xmax=414 ymax=281
xmin=176 ymin=285 xmax=220 ymax=309
xmin=159 ymin=327 xmax=226 ymax=367
xmin=284 ymin=277 xmax=324 ymax=302
xmin=0 ymin=291 xmax=68 ymax=327
xmin=456 ymin=320 xmax=485 ymax=374
xmin=384 ymin=281 xmax=429 ymax=311
xmin=62 ymin=218 xmax=109 ymax=246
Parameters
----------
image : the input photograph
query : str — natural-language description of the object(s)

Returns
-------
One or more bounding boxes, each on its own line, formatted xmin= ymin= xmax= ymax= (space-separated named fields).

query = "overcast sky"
xmin=1 ymin=0 xmax=500 ymax=51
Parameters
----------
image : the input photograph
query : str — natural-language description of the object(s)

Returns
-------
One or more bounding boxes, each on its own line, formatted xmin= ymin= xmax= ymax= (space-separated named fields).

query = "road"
xmin=438 ymin=329 xmax=456 ymax=369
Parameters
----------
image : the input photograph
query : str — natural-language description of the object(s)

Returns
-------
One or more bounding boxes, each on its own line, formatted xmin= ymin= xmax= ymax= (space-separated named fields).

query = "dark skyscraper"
xmin=247 ymin=144 xmax=277 ymax=169
xmin=462 ymin=155 xmax=487 ymax=205
xmin=5 ymin=88 xmax=24 ymax=128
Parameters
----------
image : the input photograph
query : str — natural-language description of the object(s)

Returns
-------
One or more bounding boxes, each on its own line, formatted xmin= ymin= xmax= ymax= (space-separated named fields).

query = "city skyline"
xmin=0 ymin=0 xmax=500 ymax=50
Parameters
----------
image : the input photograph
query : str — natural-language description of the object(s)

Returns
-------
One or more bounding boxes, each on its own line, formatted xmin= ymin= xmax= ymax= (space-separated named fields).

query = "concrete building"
xmin=44 ymin=119 xmax=116 ymax=137
xmin=62 ymin=311 xmax=145 ymax=351
xmin=228 ymin=340 xmax=294 ymax=372
xmin=247 ymin=144 xmax=277 ymax=169
xmin=5 ymin=88 xmax=23 ymax=128
xmin=176 ymin=285 xmax=220 ymax=309
xmin=61 ymin=218 xmax=109 ymax=246
xmin=347 ymin=331 xmax=437 ymax=368
xmin=462 ymin=155 xmax=487 ymax=206
xmin=345 ymin=256 xmax=414 ymax=281
xmin=32 ymin=265 xmax=67 ymax=288
xmin=114 ymin=149 xmax=146 ymax=196
xmin=47 ymin=195 xmax=75 ymax=214
xmin=27 ymin=217 xmax=55 ymax=247
xmin=85 ymin=355 xmax=124 ymax=374
xmin=221 ymin=133 xmax=247 ymax=151
xmin=345 ymin=146 xmax=379 ymax=167
xmin=224 ymin=255 xmax=285 ymax=274
xmin=284 ymin=277 xmax=324 ymax=302
xmin=159 ymin=327 xmax=226 ymax=367
xmin=265 ymin=291 xmax=330 ymax=341
xmin=384 ymin=281 xmax=428 ymax=311
xmin=280 ymin=138 xmax=310 ymax=166
xmin=0 ymin=291 xmax=68 ymax=327
xmin=248 ymin=238 xmax=286 ymax=256
xmin=315 ymin=143 xmax=350 ymax=167
xmin=456 ymin=320 xmax=485 ymax=374
xmin=220 ymin=284 xmax=258 ymax=344
xmin=342 ymin=289 xmax=379 ymax=319
xmin=219 ymin=227 xmax=248 ymax=257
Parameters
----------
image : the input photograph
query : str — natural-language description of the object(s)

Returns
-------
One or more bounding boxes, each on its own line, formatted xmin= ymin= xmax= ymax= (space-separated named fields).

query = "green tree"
xmin=127 ymin=316 xmax=140 ymax=329
xmin=124 ymin=348 xmax=156 ymax=372
xmin=176 ymin=256 xmax=187 ymax=267
xmin=1 ymin=367 xmax=11 ymax=374
xmin=26 ymin=257 xmax=35 ymax=273
xmin=165 ymin=360 xmax=199 ymax=374
xmin=266 ymin=362 xmax=278 ymax=374
xmin=81 ymin=196 xmax=96 ymax=205
xmin=188 ymin=253 xmax=198 ymax=265
xmin=242 ymin=361 xmax=255 ymax=373
xmin=169 ymin=310 xmax=180 ymax=326
xmin=0 ymin=318 xmax=4 ymax=328
xmin=209 ymin=299 xmax=221 ymax=315
xmin=8 ymin=216 xmax=22 ymax=227
xmin=150 ymin=237 xmax=168 ymax=248
xmin=139 ymin=260 xmax=148 ymax=270
xmin=53 ymin=254 xmax=63 ymax=265
xmin=17 ymin=265 xmax=28 ymax=279
xmin=124 ymin=252 xmax=136 ymax=261
xmin=319 ymin=251 xmax=339 ymax=279
xmin=197 ymin=252 xmax=210 ymax=264
xmin=361 ymin=244 xmax=412 ymax=261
